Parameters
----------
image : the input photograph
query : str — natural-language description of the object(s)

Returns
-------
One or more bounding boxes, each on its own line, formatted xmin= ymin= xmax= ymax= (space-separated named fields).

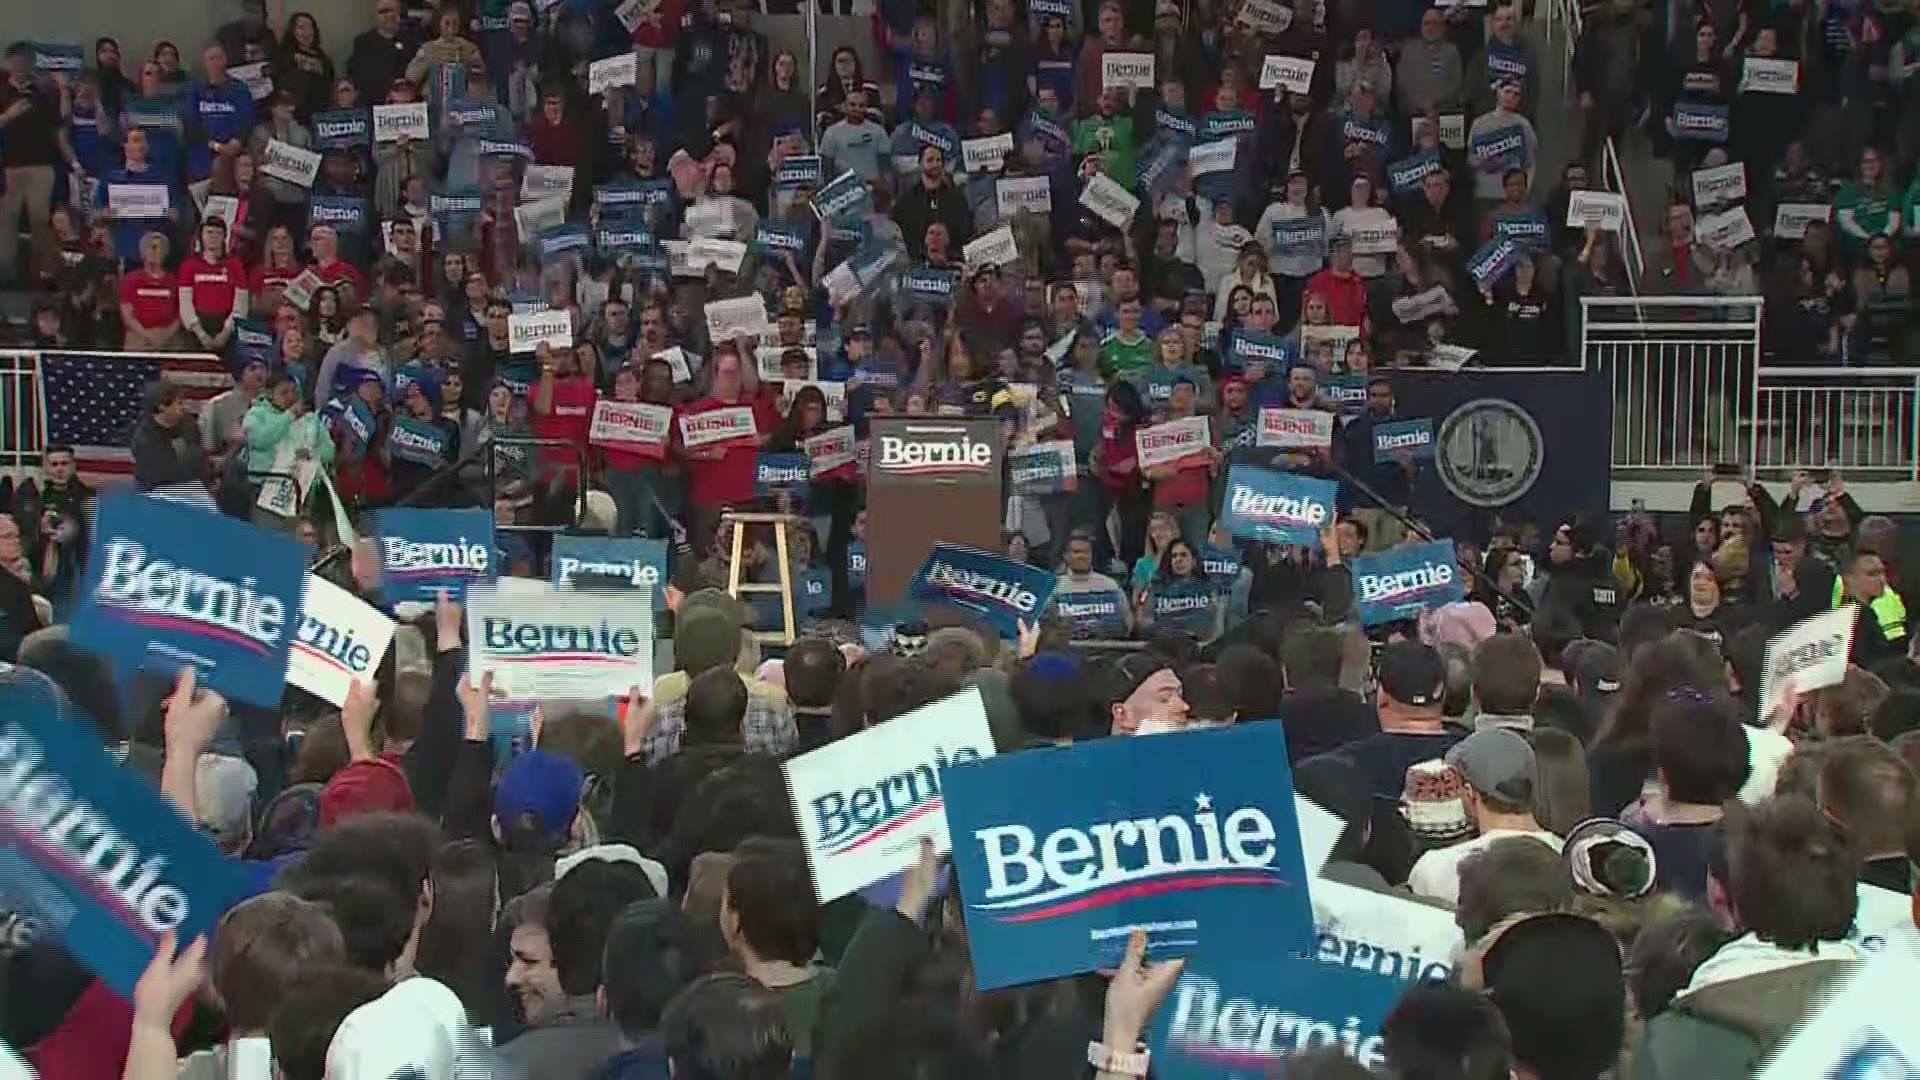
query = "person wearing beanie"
xmin=638 ymin=604 xmax=795 ymax=763
xmin=1408 ymin=729 xmax=1563 ymax=905
xmin=494 ymin=749 xmax=587 ymax=851
xmin=1102 ymin=651 xmax=1189 ymax=735
xmin=1468 ymin=912 xmax=1627 ymax=1080
xmin=387 ymin=366 xmax=461 ymax=503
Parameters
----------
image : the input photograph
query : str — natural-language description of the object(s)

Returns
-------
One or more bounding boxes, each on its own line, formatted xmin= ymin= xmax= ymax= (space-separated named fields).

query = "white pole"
xmin=807 ymin=0 xmax=820 ymax=146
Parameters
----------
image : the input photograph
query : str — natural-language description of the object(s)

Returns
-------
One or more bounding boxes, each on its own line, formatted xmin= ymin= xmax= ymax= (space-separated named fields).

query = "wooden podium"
xmin=864 ymin=418 xmax=1005 ymax=616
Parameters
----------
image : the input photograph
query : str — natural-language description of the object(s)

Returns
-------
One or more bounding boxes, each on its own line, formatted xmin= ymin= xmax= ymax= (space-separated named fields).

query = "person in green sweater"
xmin=1100 ymin=296 xmax=1155 ymax=374
xmin=243 ymin=369 xmax=335 ymax=524
xmin=1072 ymin=87 xmax=1138 ymax=189
xmin=1834 ymin=146 xmax=1901 ymax=257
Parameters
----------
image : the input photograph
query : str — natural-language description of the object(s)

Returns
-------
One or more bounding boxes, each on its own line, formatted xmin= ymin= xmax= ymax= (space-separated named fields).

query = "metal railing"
xmin=0 ymin=350 xmax=46 ymax=478
xmin=1587 ymin=295 xmax=1920 ymax=477
xmin=1550 ymin=0 xmax=1645 ymax=291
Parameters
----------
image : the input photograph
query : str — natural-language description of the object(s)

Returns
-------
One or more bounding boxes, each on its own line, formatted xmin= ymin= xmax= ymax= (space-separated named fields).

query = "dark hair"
xmin=725 ymin=838 xmax=820 ymax=965
xmin=267 ymin=965 xmax=390 ymax=1080
xmin=1281 ymin=620 xmax=1344 ymax=691
xmin=657 ymin=757 xmax=799 ymax=903
xmin=1381 ymin=984 xmax=1513 ymax=1080
xmin=281 ymin=871 xmax=415 ymax=973
xmin=1480 ymin=914 xmax=1626 ymax=1080
xmin=1616 ymin=604 xmax=1674 ymax=663
xmin=1011 ymin=659 xmax=1099 ymax=742
xmin=1213 ymin=645 xmax=1282 ymax=724
xmin=662 ymin=973 xmax=795 ymax=1080
xmin=548 ymin=859 xmax=659 ymax=994
xmin=414 ymin=840 xmax=500 ymax=1018
xmin=1596 ymin=632 xmax=1728 ymax=755
xmin=1472 ymin=634 xmax=1543 ymax=715
xmin=1725 ymin=795 xmax=1858 ymax=949
xmin=1650 ymin=691 xmax=1748 ymax=805
xmin=1815 ymin=735 xmax=1916 ymax=856
xmin=1627 ymin=904 xmax=1730 ymax=1019
xmin=1455 ymin=837 xmax=1574 ymax=942
xmin=784 ymin=638 xmax=845 ymax=710
xmin=685 ymin=668 xmax=750 ymax=748
xmin=211 ymin=892 xmax=347 ymax=1033
xmin=1871 ymin=688 xmax=1920 ymax=743
xmin=602 ymin=899 xmax=713 ymax=1041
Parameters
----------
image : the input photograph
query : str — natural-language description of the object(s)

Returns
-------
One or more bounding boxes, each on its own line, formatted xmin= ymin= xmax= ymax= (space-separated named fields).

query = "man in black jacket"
xmin=1537 ymin=519 xmax=1623 ymax=643
xmin=346 ymin=0 xmax=424 ymax=107
xmin=893 ymin=145 xmax=974 ymax=260
xmin=130 ymin=381 xmax=206 ymax=492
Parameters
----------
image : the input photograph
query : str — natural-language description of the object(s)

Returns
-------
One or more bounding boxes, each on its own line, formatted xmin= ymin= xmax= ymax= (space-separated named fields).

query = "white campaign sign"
xmin=1566 ymin=189 xmax=1626 ymax=230
xmin=1691 ymin=161 xmax=1747 ymax=208
xmin=589 ymin=400 xmax=673 ymax=453
xmin=705 ymin=295 xmax=771 ymax=342
xmin=782 ymin=687 xmax=998 ymax=901
xmin=678 ymin=406 xmax=758 ymax=449
xmin=1759 ymin=605 xmax=1857 ymax=722
xmin=372 ymin=101 xmax=430 ymax=142
xmin=521 ymin=164 xmax=577 ymax=202
xmin=288 ymin=575 xmax=397 ymax=708
xmin=202 ymin=194 xmax=240 ymax=229
xmin=1347 ymin=215 xmax=1401 ymax=256
xmin=109 ymin=183 xmax=171 ymax=220
xmin=1309 ymin=878 xmax=1465 ymax=984
xmin=963 ymin=225 xmax=1019 ymax=270
xmin=514 ymin=196 xmax=568 ymax=236
xmin=1101 ymin=52 xmax=1156 ymax=90
xmin=467 ymin=585 xmax=655 ymax=701
xmin=996 ymin=175 xmax=1052 ymax=216
xmin=508 ymin=309 xmax=574 ymax=353
xmin=1413 ymin=113 xmax=1467 ymax=150
xmin=1774 ymin=202 xmax=1831 ymax=239
xmin=1740 ymin=56 xmax=1798 ymax=94
xmin=588 ymin=51 xmax=638 ymax=94
xmin=687 ymin=236 xmax=747 ymax=273
xmin=1237 ymin=0 xmax=1294 ymax=32
xmin=282 ymin=268 xmax=322 ymax=311
xmin=1755 ymin=952 xmax=1920 ymax=1080
xmin=1134 ymin=415 xmax=1212 ymax=470
xmin=655 ymin=345 xmax=695 ymax=384
xmin=230 ymin=62 xmax=272 ymax=100
xmin=1259 ymin=55 xmax=1315 ymax=94
xmin=805 ymin=425 xmax=858 ymax=475
xmin=1079 ymin=172 xmax=1140 ymax=228
xmin=1694 ymin=206 xmax=1755 ymax=250
xmin=1257 ymin=408 xmax=1335 ymax=450
xmin=1188 ymin=138 xmax=1238 ymax=176
xmin=961 ymin=132 xmax=1014 ymax=173
xmin=259 ymin=139 xmax=321 ymax=187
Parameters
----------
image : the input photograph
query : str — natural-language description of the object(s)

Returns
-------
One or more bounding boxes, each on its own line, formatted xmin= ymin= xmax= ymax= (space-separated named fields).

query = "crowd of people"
xmin=1 ymin=0 xmax=1919 ymax=1076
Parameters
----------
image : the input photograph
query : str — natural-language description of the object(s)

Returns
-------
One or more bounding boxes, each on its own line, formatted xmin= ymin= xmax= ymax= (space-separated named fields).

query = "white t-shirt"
xmin=1407 ymin=826 xmax=1565 ymax=906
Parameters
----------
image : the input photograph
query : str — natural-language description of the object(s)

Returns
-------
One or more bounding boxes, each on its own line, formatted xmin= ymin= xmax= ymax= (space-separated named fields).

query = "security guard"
xmin=1834 ymin=548 xmax=1909 ymax=667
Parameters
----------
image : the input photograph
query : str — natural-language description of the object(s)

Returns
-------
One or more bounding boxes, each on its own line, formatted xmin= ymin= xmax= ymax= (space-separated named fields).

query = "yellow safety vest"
xmin=1835 ymin=578 xmax=1909 ymax=642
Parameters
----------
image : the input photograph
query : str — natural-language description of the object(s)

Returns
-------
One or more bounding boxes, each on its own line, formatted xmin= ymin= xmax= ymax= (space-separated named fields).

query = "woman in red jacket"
xmin=178 ymin=217 xmax=249 ymax=352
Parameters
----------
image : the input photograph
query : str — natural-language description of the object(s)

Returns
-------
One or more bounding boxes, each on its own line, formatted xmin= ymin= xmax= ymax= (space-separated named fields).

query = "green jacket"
xmin=1634 ymin=959 xmax=1855 ymax=1080
xmin=243 ymin=396 xmax=336 ymax=481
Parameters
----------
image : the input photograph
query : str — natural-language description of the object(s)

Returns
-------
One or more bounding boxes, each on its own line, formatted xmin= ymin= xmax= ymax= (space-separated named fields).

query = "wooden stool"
xmin=722 ymin=511 xmax=800 ymax=646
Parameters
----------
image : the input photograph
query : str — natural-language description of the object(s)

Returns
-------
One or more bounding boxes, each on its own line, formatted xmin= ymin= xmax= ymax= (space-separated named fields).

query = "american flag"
xmin=38 ymin=351 xmax=232 ymax=486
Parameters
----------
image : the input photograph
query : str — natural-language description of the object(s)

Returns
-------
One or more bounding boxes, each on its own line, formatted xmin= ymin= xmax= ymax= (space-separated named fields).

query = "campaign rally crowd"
xmin=2 ymin=0 xmax=1920 ymax=1074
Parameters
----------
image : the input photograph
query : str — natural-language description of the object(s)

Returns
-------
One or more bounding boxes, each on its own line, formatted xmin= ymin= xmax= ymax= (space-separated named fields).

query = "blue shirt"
xmin=184 ymin=77 xmax=256 ymax=179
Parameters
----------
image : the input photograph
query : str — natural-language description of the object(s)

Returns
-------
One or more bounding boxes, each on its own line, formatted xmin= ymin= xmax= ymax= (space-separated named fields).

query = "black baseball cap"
xmin=1563 ymin=639 xmax=1623 ymax=700
xmin=1378 ymin=641 xmax=1446 ymax=708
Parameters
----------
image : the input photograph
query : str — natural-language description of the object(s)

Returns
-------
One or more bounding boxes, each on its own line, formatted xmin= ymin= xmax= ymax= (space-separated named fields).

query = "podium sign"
xmin=866 ymin=418 xmax=1004 ymax=613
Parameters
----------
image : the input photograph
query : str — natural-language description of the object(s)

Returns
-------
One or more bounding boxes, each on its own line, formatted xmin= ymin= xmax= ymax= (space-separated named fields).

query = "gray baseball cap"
xmin=196 ymin=753 xmax=259 ymax=844
xmin=1444 ymin=728 xmax=1536 ymax=805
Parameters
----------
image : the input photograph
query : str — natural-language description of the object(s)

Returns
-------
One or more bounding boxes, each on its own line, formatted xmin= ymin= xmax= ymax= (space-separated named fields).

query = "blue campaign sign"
xmin=596 ymin=224 xmax=655 ymax=254
xmin=551 ymin=535 xmax=667 ymax=610
xmin=1270 ymin=217 xmax=1325 ymax=259
xmin=31 ymin=42 xmax=84 ymax=74
xmin=1008 ymin=442 xmax=1075 ymax=495
xmin=775 ymin=154 xmax=823 ymax=189
xmin=1491 ymin=208 xmax=1549 ymax=249
xmin=1200 ymin=546 xmax=1242 ymax=592
xmin=1468 ymin=126 xmax=1528 ymax=172
xmin=1388 ymin=151 xmax=1441 ymax=195
xmin=1324 ymin=374 xmax=1367 ymax=416
xmin=1227 ymin=329 xmax=1291 ymax=374
xmin=1150 ymin=953 xmax=1407 ymax=1079
xmin=374 ymin=507 xmax=496 ymax=602
xmin=753 ymin=223 xmax=806 ymax=257
xmin=230 ymin=317 xmax=276 ymax=370
xmin=1340 ymin=114 xmax=1390 ymax=148
xmin=1349 ymin=539 xmax=1464 ymax=627
xmin=538 ymin=224 xmax=590 ymax=260
xmin=1150 ymin=578 xmax=1217 ymax=637
xmin=1467 ymin=236 xmax=1519 ymax=287
xmin=1371 ymin=418 xmax=1435 ymax=463
xmin=1673 ymin=102 xmax=1729 ymax=143
xmin=488 ymin=700 xmax=536 ymax=764
xmin=73 ymin=492 xmax=306 ymax=707
xmin=1486 ymin=40 xmax=1530 ymax=84
xmin=313 ymin=109 xmax=371 ymax=150
xmin=941 ymin=723 xmax=1315 ymax=990
xmin=1053 ymin=586 xmax=1130 ymax=638
xmin=755 ymin=453 xmax=811 ymax=502
xmin=814 ymin=171 xmax=872 ymax=223
xmin=799 ymin=567 xmax=831 ymax=615
xmin=1219 ymin=466 xmax=1336 ymax=549
xmin=905 ymin=265 xmax=958 ymax=305
xmin=909 ymin=542 xmax=1056 ymax=639
xmin=388 ymin=416 xmax=450 ymax=466
xmin=0 ymin=678 xmax=255 ymax=998
xmin=846 ymin=541 xmax=868 ymax=601
xmin=308 ymin=195 xmax=368 ymax=235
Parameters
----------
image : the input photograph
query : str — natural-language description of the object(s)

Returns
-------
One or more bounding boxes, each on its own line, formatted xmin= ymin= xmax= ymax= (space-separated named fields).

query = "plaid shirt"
xmin=640 ymin=680 xmax=797 ymax=764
